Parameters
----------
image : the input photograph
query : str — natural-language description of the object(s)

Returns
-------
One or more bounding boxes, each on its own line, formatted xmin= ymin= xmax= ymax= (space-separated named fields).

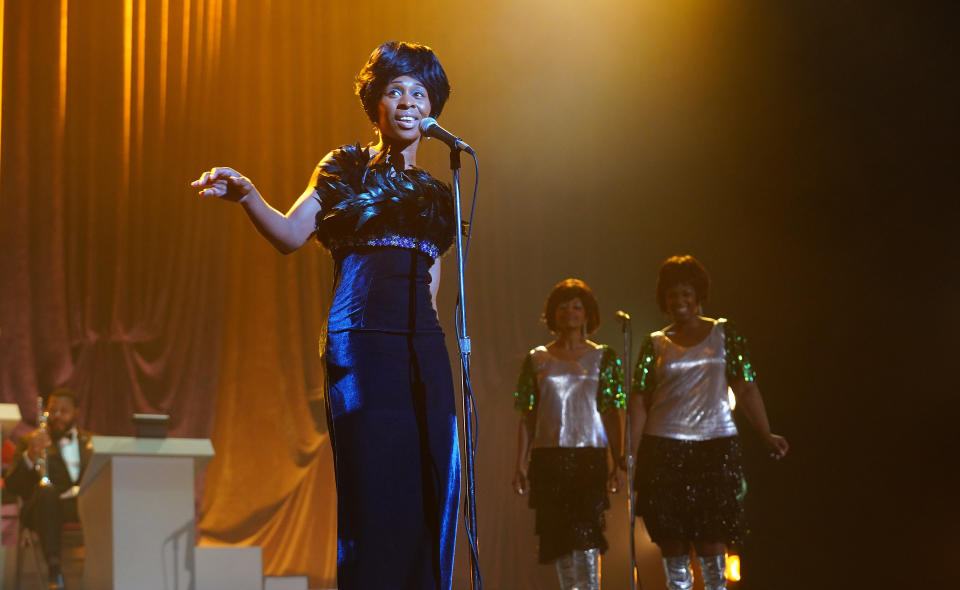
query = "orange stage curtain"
xmin=0 ymin=1 xmax=348 ymax=585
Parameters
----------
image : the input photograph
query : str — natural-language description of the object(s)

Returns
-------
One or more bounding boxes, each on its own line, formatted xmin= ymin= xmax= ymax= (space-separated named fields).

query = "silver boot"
xmin=661 ymin=555 xmax=693 ymax=590
xmin=578 ymin=548 xmax=600 ymax=590
xmin=697 ymin=554 xmax=726 ymax=590
xmin=555 ymin=548 xmax=601 ymax=590
xmin=555 ymin=552 xmax=577 ymax=590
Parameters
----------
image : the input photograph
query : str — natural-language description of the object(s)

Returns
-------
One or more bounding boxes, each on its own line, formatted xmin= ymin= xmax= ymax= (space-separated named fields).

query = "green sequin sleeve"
xmin=596 ymin=346 xmax=626 ymax=412
xmin=722 ymin=319 xmax=758 ymax=383
xmin=513 ymin=352 xmax=538 ymax=412
xmin=631 ymin=334 xmax=657 ymax=395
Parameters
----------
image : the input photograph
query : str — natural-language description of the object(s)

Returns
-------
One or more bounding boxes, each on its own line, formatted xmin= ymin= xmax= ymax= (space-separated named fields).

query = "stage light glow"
xmin=180 ymin=0 xmax=192 ymax=115
xmin=123 ymin=0 xmax=133 ymax=188
xmin=728 ymin=386 xmax=736 ymax=410
xmin=160 ymin=0 xmax=169 ymax=130
xmin=137 ymin=0 xmax=146 ymax=161
xmin=726 ymin=552 xmax=741 ymax=582
xmin=58 ymin=0 xmax=68 ymax=139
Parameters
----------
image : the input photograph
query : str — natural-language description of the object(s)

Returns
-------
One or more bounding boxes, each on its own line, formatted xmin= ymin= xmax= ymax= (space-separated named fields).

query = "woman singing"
xmin=512 ymin=278 xmax=625 ymax=590
xmin=192 ymin=41 xmax=459 ymax=590
xmin=628 ymin=255 xmax=789 ymax=590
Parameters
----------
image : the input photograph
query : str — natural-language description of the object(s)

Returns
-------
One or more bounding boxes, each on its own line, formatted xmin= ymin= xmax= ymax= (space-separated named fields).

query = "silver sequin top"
xmin=643 ymin=320 xmax=739 ymax=441
xmin=529 ymin=346 xmax=611 ymax=449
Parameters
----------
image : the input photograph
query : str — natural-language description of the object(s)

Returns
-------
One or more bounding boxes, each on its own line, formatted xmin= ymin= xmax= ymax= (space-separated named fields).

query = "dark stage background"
xmin=1 ymin=1 xmax=956 ymax=588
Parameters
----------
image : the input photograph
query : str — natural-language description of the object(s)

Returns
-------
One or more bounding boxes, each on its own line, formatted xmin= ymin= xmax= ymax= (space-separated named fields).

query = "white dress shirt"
xmin=58 ymin=426 xmax=81 ymax=483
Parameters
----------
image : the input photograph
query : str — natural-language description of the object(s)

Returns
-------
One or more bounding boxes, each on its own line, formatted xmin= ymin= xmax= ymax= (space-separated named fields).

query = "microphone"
xmin=615 ymin=310 xmax=631 ymax=334
xmin=420 ymin=117 xmax=474 ymax=154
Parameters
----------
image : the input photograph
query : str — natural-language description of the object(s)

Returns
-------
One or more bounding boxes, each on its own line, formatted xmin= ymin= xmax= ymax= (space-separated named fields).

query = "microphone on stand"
xmin=420 ymin=117 xmax=475 ymax=154
xmin=615 ymin=310 xmax=631 ymax=331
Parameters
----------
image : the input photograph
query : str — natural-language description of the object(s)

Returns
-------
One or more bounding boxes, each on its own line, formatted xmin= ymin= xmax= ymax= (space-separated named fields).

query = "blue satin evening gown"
xmin=314 ymin=145 xmax=459 ymax=590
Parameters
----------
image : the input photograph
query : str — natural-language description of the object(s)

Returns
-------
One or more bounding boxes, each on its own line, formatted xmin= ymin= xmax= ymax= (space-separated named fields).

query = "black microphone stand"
xmin=448 ymin=146 xmax=482 ymax=590
xmin=617 ymin=312 xmax=641 ymax=589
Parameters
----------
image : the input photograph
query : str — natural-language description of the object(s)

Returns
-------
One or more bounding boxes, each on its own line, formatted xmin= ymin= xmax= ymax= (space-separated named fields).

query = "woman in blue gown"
xmin=192 ymin=41 xmax=460 ymax=590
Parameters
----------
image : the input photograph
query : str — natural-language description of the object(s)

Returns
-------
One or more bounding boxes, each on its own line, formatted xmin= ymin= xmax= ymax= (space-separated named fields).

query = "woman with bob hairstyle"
xmin=628 ymin=255 xmax=789 ymax=590
xmin=192 ymin=41 xmax=459 ymax=589
xmin=512 ymin=278 xmax=625 ymax=590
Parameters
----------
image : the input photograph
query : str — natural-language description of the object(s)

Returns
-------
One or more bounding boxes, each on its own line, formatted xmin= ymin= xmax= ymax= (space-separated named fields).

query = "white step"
xmin=195 ymin=545 xmax=263 ymax=590
xmin=263 ymin=575 xmax=310 ymax=590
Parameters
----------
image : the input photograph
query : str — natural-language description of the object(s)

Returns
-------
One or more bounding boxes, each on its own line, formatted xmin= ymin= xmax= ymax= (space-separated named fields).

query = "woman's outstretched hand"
xmin=191 ymin=167 xmax=257 ymax=203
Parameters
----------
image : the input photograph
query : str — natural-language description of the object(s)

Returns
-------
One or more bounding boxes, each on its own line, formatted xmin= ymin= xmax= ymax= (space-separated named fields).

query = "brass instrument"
xmin=36 ymin=396 xmax=52 ymax=487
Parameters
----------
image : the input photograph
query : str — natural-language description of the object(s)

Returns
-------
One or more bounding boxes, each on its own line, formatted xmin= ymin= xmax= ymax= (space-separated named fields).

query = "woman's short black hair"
xmin=542 ymin=278 xmax=601 ymax=334
xmin=355 ymin=41 xmax=451 ymax=124
xmin=656 ymin=255 xmax=711 ymax=312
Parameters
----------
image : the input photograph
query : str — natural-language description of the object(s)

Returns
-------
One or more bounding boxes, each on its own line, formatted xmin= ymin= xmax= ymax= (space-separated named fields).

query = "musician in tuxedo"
xmin=5 ymin=388 xmax=92 ymax=589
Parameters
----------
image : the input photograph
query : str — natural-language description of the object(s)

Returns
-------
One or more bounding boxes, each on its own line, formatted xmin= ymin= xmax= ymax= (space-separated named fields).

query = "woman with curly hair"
xmin=192 ymin=41 xmax=459 ymax=589
xmin=629 ymin=255 xmax=789 ymax=590
xmin=513 ymin=278 xmax=625 ymax=590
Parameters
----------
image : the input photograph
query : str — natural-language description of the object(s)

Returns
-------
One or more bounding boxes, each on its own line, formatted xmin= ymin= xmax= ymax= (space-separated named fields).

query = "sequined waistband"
xmin=329 ymin=234 xmax=439 ymax=259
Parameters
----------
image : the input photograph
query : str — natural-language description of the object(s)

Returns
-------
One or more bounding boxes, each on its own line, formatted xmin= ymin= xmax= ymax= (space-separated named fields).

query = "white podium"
xmin=0 ymin=403 xmax=21 ymax=436
xmin=78 ymin=436 xmax=214 ymax=590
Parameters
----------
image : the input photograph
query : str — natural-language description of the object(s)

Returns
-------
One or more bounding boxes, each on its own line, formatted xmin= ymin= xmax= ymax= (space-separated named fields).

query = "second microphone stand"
xmin=617 ymin=312 xmax=641 ymax=589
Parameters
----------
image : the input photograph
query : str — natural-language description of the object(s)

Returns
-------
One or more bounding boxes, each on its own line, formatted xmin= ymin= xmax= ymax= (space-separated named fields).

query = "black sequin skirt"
xmin=528 ymin=447 xmax=609 ymax=564
xmin=633 ymin=435 xmax=747 ymax=546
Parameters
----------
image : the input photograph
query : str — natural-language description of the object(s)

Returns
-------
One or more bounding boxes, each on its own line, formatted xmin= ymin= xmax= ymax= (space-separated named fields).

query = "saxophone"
xmin=36 ymin=397 xmax=52 ymax=487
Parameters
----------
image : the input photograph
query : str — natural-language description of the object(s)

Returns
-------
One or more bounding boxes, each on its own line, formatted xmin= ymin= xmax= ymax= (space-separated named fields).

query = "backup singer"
xmin=191 ymin=41 xmax=459 ymax=589
xmin=512 ymin=279 xmax=625 ymax=590
xmin=628 ymin=255 xmax=789 ymax=590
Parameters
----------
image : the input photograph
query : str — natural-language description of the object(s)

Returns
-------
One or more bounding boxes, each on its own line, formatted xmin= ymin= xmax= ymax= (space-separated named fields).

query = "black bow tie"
xmin=59 ymin=431 xmax=74 ymax=442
